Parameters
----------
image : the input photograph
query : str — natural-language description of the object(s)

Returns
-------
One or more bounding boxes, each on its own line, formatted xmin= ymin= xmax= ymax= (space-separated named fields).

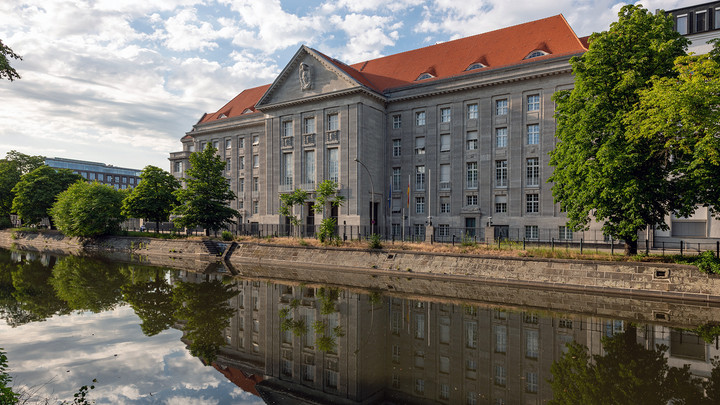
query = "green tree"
xmin=122 ymin=166 xmax=180 ymax=233
xmin=0 ymin=151 xmax=45 ymax=228
xmin=173 ymin=278 xmax=238 ymax=363
xmin=50 ymin=181 xmax=127 ymax=237
xmin=549 ymin=5 xmax=688 ymax=255
xmin=312 ymin=180 xmax=345 ymax=245
xmin=50 ymin=256 xmax=128 ymax=313
xmin=550 ymin=326 xmax=705 ymax=404
xmin=173 ymin=146 xmax=239 ymax=236
xmin=0 ymin=39 xmax=22 ymax=81
xmin=122 ymin=267 xmax=177 ymax=336
xmin=11 ymin=256 xmax=70 ymax=322
xmin=11 ymin=166 xmax=82 ymax=227
xmin=627 ymin=47 xmax=720 ymax=219
xmin=279 ymin=189 xmax=308 ymax=237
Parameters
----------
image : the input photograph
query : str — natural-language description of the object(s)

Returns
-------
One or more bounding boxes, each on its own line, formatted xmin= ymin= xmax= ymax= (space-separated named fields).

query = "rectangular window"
xmin=253 ymin=177 xmax=258 ymax=192
xmin=524 ymin=312 xmax=539 ymax=324
xmin=496 ymin=99 xmax=508 ymax=115
xmin=200 ymin=141 xmax=207 ymax=150
xmin=392 ymin=167 xmax=401 ymax=190
xmin=495 ymin=325 xmax=507 ymax=353
xmin=416 ymin=196 xmax=425 ymax=214
xmin=391 ymin=311 xmax=400 ymax=335
xmin=392 ymin=139 xmax=401 ymax=157
xmin=238 ymin=137 xmax=244 ymax=148
xmin=415 ymin=111 xmax=426 ymax=126
xmin=495 ymin=160 xmax=507 ymax=187
xmin=414 ymin=137 xmax=425 ymax=155
xmin=439 ymin=316 xmax=450 ymax=344
xmin=440 ymin=197 xmax=450 ymax=214
xmin=526 ymin=194 xmax=539 ymax=213
xmin=466 ymin=194 xmax=478 ymax=206
xmin=225 ymin=157 xmax=231 ymax=171
xmin=467 ymin=103 xmax=478 ymax=120
xmin=716 ymin=9 xmax=720 ymax=29
xmin=439 ymin=383 xmax=450 ymax=399
xmin=439 ymin=164 xmax=450 ymax=190
xmin=415 ymin=313 xmax=425 ymax=339
xmin=303 ymin=117 xmax=315 ymax=134
xmin=98 ymin=173 xmax=103 ymax=181
xmin=392 ymin=374 xmax=399 ymax=388
xmin=677 ymin=14 xmax=688 ymax=34
xmin=526 ymin=330 xmax=539 ymax=359
xmin=282 ymin=153 xmax=293 ymax=186
xmin=559 ymin=225 xmax=573 ymax=240
xmin=253 ymin=154 xmax=259 ymax=168
xmin=438 ymin=223 xmax=450 ymax=235
xmin=252 ymin=135 xmax=259 ymax=145
xmin=466 ymin=321 xmax=478 ymax=348
xmin=440 ymin=107 xmax=451 ymax=123
xmin=304 ymin=150 xmax=315 ymax=185
xmin=495 ymin=365 xmax=506 ymax=386
xmin=327 ymin=113 xmax=339 ymax=131
xmin=225 ymin=139 xmax=232 ymax=149
xmin=495 ymin=195 xmax=507 ymax=213
xmin=213 ymin=140 xmax=219 ymax=149
xmin=466 ymin=162 xmax=478 ymax=189
xmin=239 ymin=178 xmax=244 ymax=192
xmin=174 ymin=161 xmax=182 ymax=172
xmin=391 ymin=223 xmax=401 ymax=236
xmin=527 ymin=94 xmax=540 ymax=112
xmin=253 ymin=200 xmax=258 ymax=214
xmin=466 ymin=131 xmax=478 ymax=150
xmin=239 ymin=155 xmax=245 ymax=170
xmin=415 ymin=165 xmax=425 ymax=191
xmin=440 ymin=134 xmax=450 ymax=151
xmin=696 ymin=11 xmax=707 ymax=32
xmin=496 ymin=127 xmax=507 ymax=148
xmin=526 ymin=157 xmax=539 ymax=186
xmin=327 ymin=148 xmax=339 ymax=183
xmin=525 ymin=225 xmax=538 ymax=240
xmin=392 ymin=114 xmax=401 ymax=129
xmin=527 ymin=124 xmax=539 ymax=145
xmin=89 ymin=173 xmax=96 ymax=180
xmin=415 ymin=379 xmax=425 ymax=395
xmin=392 ymin=344 xmax=400 ymax=363
xmin=467 ymin=392 xmax=477 ymax=405
xmin=526 ymin=372 xmax=538 ymax=393
xmin=282 ymin=121 xmax=293 ymax=137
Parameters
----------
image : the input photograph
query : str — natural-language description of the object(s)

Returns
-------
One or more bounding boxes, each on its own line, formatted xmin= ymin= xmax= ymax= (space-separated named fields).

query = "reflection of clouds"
xmin=1 ymin=306 xmax=262 ymax=404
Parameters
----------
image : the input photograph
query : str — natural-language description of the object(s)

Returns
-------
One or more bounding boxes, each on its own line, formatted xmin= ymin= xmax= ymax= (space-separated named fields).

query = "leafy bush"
xmin=368 ymin=233 xmax=382 ymax=249
xmin=0 ymin=348 xmax=18 ymax=404
xmin=696 ymin=251 xmax=720 ymax=274
xmin=461 ymin=232 xmax=477 ymax=247
xmin=50 ymin=182 xmax=126 ymax=237
xmin=318 ymin=218 xmax=340 ymax=245
xmin=221 ymin=230 xmax=233 ymax=241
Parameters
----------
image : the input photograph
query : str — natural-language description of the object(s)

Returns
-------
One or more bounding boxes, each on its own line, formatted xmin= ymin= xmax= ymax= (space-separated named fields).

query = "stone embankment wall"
xmin=229 ymin=243 xmax=720 ymax=303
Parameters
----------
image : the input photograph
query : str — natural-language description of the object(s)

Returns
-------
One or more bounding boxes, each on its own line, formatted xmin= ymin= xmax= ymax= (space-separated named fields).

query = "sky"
xmin=0 ymin=0 xmax=701 ymax=170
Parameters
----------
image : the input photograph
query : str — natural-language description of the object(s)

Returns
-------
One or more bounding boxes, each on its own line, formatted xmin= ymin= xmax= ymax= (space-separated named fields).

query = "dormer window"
xmin=525 ymin=50 xmax=548 ymax=59
xmin=466 ymin=63 xmax=485 ymax=71
xmin=242 ymin=108 xmax=253 ymax=114
xmin=416 ymin=73 xmax=434 ymax=81
xmin=218 ymin=113 xmax=228 ymax=119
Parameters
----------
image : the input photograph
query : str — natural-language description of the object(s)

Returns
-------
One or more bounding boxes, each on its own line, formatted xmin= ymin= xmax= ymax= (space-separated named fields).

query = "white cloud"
xmin=163 ymin=8 xmax=229 ymax=52
xmin=329 ymin=13 xmax=402 ymax=62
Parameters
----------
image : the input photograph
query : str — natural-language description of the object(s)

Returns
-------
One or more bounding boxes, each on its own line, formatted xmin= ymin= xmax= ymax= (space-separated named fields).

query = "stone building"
xmin=45 ymin=157 xmax=141 ymax=190
xmin=169 ymin=15 xmax=594 ymax=242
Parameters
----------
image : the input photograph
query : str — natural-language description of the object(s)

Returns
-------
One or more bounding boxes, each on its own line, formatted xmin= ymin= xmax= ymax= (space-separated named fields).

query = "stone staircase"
xmin=202 ymin=239 xmax=222 ymax=256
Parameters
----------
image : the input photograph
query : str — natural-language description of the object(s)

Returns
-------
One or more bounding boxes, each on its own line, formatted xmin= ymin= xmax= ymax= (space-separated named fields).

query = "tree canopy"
xmin=11 ymin=166 xmax=82 ymax=227
xmin=173 ymin=145 xmax=238 ymax=236
xmin=627 ymin=44 xmax=720 ymax=219
xmin=549 ymin=5 xmax=688 ymax=254
xmin=122 ymin=166 xmax=180 ymax=233
xmin=0 ymin=151 xmax=45 ymax=228
xmin=0 ymin=39 xmax=22 ymax=81
xmin=50 ymin=181 xmax=126 ymax=237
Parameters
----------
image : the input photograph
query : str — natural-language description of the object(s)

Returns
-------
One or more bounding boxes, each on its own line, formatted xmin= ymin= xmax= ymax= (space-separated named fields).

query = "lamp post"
xmin=354 ymin=158 xmax=375 ymax=236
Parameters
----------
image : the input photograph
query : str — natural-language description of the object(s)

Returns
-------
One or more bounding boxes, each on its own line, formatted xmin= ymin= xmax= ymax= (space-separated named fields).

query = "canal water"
xmin=1 ymin=247 xmax=719 ymax=404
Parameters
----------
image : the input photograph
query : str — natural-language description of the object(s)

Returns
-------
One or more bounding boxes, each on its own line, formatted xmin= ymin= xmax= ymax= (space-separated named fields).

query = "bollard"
xmin=680 ymin=240 xmax=684 ymax=256
xmin=611 ymin=238 xmax=614 ymax=255
xmin=552 ymin=238 xmax=555 ymax=251
xmin=452 ymin=235 xmax=455 ymax=246
xmin=717 ymin=241 xmax=719 ymax=258
xmin=523 ymin=237 xmax=526 ymax=250
xmin=580 ymin=238 xmax=583 ymax=254
xmin=646 ymin=239 xmax=649 ymax=255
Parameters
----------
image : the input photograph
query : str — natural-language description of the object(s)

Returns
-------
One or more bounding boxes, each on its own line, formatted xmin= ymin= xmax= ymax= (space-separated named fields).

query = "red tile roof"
xmin=212 ymin=363 xmax=262 ymax=396
xmin=197 ymin=15 xmax=585 ymax=124
xmin=198 ymin=84 xmax=271 ymax=124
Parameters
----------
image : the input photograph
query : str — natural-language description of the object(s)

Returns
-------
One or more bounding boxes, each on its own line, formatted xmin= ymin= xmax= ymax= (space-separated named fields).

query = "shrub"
xmin=368 ymin=233 xmax=382 ymax=249
xmin=696 ymin=250 xmax=720 ymax=274
xmin=221 ymin=230 xmax=233 ymax=241
xmin=461 ymin=232 xmax=477 ymax=247
xmin=318 ymin=218 xmax=340 ymax=245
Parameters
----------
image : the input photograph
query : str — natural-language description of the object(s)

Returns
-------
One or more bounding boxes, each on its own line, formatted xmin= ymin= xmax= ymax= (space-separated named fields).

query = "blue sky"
xmin=0 ymin=0 xmax=698 ymax=170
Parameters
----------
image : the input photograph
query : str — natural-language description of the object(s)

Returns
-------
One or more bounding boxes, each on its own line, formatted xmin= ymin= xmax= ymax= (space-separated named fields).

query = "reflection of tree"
xmin=51 ymin=256 xmax=128 ymax=313
xmin=173 ymin=278 xmax=238 ymax=364
xmin=550 ymin=325 xmax=712 ymax=404
xmin=11 ymin=257 xmax=70 ymax=321
xmin=122 ymin=267 xmax=177 ymax=336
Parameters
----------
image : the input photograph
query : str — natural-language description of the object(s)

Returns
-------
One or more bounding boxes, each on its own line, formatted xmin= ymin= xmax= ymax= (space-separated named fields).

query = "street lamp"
xmin=354 ymin=158 xmax=375 ymax=235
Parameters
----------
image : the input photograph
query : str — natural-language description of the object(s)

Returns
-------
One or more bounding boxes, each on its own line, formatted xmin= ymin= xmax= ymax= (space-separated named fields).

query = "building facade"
xmin=45 ymin=157 xmax=142 ymax=190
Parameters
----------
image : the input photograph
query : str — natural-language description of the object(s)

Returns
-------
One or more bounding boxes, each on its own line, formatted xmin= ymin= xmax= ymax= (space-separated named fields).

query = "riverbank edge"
xmin=2 ymin=230 xmax=719 ymax=303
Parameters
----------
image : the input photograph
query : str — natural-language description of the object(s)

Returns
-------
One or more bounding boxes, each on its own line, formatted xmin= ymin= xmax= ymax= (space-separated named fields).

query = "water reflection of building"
xmin=172 ymin=271 xmax=719 ymax=404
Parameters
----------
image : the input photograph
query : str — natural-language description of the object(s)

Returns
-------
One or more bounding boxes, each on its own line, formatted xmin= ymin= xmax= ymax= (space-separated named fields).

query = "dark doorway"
xmin=465 ymin=218 xmax=476 ymax=237
xmin=494 ymin=225 xmax=509 ymax=240
xmin=306 ymin=203 xmax=315 ymax=237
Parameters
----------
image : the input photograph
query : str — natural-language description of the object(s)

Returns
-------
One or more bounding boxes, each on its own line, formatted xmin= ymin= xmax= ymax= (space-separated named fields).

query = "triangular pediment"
xmin=256 ymin=46 xmax=380 ymax=108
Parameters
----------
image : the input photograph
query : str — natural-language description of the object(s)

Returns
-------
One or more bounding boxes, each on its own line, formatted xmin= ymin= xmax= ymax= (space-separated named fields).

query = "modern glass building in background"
xmin=45 ymin=157 xmax=142 ymax=190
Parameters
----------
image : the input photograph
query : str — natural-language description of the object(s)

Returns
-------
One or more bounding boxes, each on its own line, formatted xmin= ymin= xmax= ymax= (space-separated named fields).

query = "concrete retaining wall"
xmin=229 ymin=243 xmax=720 ymax=303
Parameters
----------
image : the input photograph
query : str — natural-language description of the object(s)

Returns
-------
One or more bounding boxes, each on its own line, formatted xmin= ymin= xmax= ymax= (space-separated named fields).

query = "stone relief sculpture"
xmin=299 ymin=62 xmax=312 ymax=91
